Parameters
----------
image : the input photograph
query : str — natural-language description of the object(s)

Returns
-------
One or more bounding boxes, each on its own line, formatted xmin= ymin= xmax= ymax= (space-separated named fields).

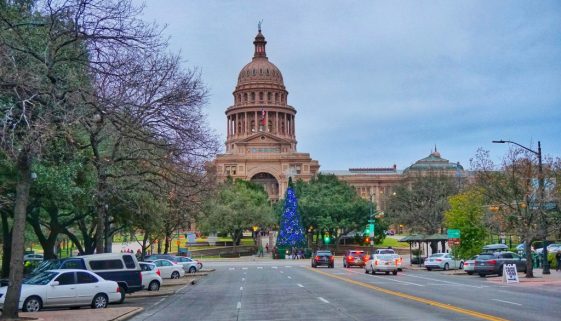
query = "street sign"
xmin=502 ymin=264 xmax=519 ymax=284
xmin=447 ymin=229 xmax=460 ymax=239
xmin=369 ymin=224 xmax=374 ymax=237
xmin=449 ymin=238 xmax=461 ymax=246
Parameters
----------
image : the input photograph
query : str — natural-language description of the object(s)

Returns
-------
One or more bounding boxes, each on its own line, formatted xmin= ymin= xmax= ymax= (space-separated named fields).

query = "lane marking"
xmin=242 ymin=278 xmax=245 ymax=282
xmin=280 ymin=271 xmax=284 ymax=274
xmin=228 ymin=267 xmax=235 ymax=270
xmin=403 ymin=274 xmax=485 ymax=288
xmin=257 ymin=267 xmax=263 ymax=269
xmin=287 ymin=276 xmax=292 ymax=279
xmin=152 ymin=297 xmax=167 ymax=307
xmin=236 ymin=302 xmax=241 ymax=309
xmin=318 ymin=297 xmax=329 ymax=304
xmin=242 ymin=267 xmax=248 ymax=270
xmin=285 ymin=266 xmax=293 ymax=268
xmin=491 ymin=299 xmax=522 ymax=306
xmin=244 ymin=272 xmax=247 ymax=275
xmin=297 ymin=283 xmax=304 ymax=287
xmin=240 ymin=286 xmax=243 ymax=291
xmin=346 ymin=269 xmax=423 ymax=286
xmin=307 ymin=268 xmax=509 ymax=321
xmin=272 ymin=266 xmax=278 ymax=269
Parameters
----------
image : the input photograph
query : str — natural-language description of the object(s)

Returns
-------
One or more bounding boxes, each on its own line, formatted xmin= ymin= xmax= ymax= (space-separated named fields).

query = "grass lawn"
xmin=381 ymin=237 xmax=408 ymax=248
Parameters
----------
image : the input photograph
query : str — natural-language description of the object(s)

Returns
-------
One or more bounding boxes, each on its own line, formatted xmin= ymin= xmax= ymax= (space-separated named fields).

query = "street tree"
xmin=386 ymin=172 xmax=459 ymax=253
xmin=294 ymin=174 xmax=376 ymax=248
xmin=200 ymin=179 xmax=275 ymax=246
xmin=444 ymin=188 xmax=488 ymax=260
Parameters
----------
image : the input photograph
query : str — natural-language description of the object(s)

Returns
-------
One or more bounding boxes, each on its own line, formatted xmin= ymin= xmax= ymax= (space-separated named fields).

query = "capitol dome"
xmin=236 ymin=31 xmax=285 ymax=87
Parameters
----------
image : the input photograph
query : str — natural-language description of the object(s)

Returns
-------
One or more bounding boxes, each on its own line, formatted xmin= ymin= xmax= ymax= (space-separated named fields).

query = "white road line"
xmin=242 ymin=277 xmax=245 ymax=282
xmin=272 ymin=266 xmax=278 ymax=269
xmin=318 ymin=297 xmax=329 ymax=304
xmin=152 ymin=297 xmax=167 ymax=306
xmin=257 ymin=266 xmax=263 ymax=269
xmin=228 ymin=267 xmax=235 ymax=270
xmin=491 ymin=299 xmax=522 ymax=306
xmin=244 ymin=272 xmax=247 ymax=275
xmin=240 ymin=286 xmax=243 ymax=291
xmin=237 ymin=302 xmax=242 ymax=309
xmin=280 ymin=271 xmax=284 ymax=274
xmin=285 ymin=266 xmax=292 ymax=268
xmin=242 ymin=267 xmax=248 ymax=270
xmin=403 ymin=274 xmax=485 ymax=288
xmin=297 ymin=283 xmax=304 ymax=287
xmin=346 ymin=269 xmax=424 ymax=286
xmin=287 ymin=276 xmax=292 ymax=279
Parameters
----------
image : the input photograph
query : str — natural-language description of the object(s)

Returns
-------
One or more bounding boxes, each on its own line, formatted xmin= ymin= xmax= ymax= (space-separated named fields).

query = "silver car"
xmin=365 ymin=254 xmax=399 ymax=275
xmin=463 ymin=255 xmax=479 ymax=275
xmin=173 ymin=256 xmax=199 ymax=273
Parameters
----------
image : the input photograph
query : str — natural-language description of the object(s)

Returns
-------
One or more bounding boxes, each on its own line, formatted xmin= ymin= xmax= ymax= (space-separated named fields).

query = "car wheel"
xmin=329 ymin=264 xmax=334 ymax=268
xmin=385 ymin=271 xmax=390 ymax=275
xmin=459 ymin=262 xmax=464 ymax=269
xmin=392 ymin=270 xmax=398 ymax=275
xmin=365 ymin=268 xmax=369 ymax=274
xmin=148 ymin=280 xmax=160 ymax=291
xmin=189 ymin=266 xmax=197 ymax=273
xmin=198 ymin=263 xmax=203 ymax=270
xmin=443 ymin=263 xmax=449 ymax=271
xmin=467 ymin=271 xmax=474 ymax=275
xmin=479 ymin=273 xmax=486 ymax=278
xmin=91 ymin=294 xmax=108 ymax=309
xmin=171 ymin=271 xmax=180 ymax=279
xmin=22 ymin=296 xmax=42 ymax=312
xmin=118 ymin=286 xmax=126 ymax=304
xmin=426 ymin=267 xmax=432 ymax=271
xmin=343 ymin=262 xmax=347 ymax=268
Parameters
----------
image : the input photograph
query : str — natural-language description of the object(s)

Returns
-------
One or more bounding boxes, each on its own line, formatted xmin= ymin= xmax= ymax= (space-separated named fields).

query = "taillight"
xmin=117 ymin=286 xmax=121 ymax=293
xmin=314 ymin=256 xmax=320 ymax=261
xmin=329 ymin=256 xmax=334 ymax=261
xmin=374 ymin=260 xmax=379 ymax=266
xmin=347 ymin=256 xmax=353 ymax=261
xmin=364 ymin=255 xmax=370 ymax=261
xmin=156 ymin=268 xmax=161 ymax=276
xmin=436 ymin=259 xmax=442 ymax=262
xmin=488 ymin=260 xmax=497 ymax=265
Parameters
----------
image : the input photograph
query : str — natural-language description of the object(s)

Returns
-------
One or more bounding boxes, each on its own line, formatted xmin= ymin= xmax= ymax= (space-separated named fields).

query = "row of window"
xmin=236 ymin=91 xmax=285 ymax=104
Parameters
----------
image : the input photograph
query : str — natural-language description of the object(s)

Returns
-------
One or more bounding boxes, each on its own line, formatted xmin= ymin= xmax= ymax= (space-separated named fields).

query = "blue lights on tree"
xmin=276 ymin=185 xmax=306 ymax=248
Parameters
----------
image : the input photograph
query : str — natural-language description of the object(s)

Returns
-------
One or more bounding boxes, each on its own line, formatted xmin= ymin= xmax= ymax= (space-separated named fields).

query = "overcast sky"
xmin=140 ymin=0 xmax=561 ymax=170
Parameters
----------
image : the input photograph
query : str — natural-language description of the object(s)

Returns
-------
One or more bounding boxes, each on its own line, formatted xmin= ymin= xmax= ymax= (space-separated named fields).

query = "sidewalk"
xmin=18 ymin=306 xmax=143 ymax=321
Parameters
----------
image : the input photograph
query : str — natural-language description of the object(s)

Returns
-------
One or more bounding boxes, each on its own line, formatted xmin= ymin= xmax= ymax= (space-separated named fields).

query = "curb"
xmin=111 ymin=307 xmax=144 ymax=321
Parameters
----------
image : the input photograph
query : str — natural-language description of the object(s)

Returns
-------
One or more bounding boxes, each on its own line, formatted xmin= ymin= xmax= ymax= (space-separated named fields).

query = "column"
xmin=227 ymin=115 xmax=230 ymax=138
xmin=245 ymin=112 xmax=248 ymax=135
xmin=265 ymin=109 xmax=269 ymax=132
xmin=276 ymin=111 xmax=279 ymax=134
xmin=254 ymin=111 xmax=258 ymax=132
xmin=284 ymin=113 xmax=287 ymax=136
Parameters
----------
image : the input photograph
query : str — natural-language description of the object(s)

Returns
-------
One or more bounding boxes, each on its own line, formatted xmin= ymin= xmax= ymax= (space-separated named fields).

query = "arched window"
xmin=238 ymin=94 xmax=242 ymax=104
xmin=251 ymin=92 xmax=255 ymax=102
xmin=259 ymin=92 xmax=263 ymax=101
xmin=275 ymin=93 xmax=279 ymax=103
xmin=267 ymin=92 xmax=272 ymax=102
xmin=244 ymin=93 xmax=248 ymax=102
xmin=250 ymin=120 xmax=256 ymax=132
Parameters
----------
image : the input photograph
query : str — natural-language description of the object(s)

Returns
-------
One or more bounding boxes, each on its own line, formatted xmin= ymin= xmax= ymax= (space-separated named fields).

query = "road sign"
xmin=502 ymin=264 xmax=519 ymax=283
xmin=447 ymin=229 xmax=460 ymax=239
xmin=449 ymin=238 xmax=461 ymax=246
xmin=369 ymin=223 xmax=374 ymax=237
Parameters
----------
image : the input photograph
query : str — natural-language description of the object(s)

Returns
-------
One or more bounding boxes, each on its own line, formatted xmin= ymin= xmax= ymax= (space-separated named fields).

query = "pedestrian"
xmin=136 ymin=249 xmax=142 ymax=260
xmin=556 ymin=251 xmax=561 ymax=271
xmin=258 ymin=244 xmax=264 ymax=257
xmin=265 ymin=243 xmax=269 ymax=253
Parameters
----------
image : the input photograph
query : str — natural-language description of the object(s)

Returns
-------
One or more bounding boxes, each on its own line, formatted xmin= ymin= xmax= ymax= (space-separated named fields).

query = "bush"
xmin=548 ymin=252 xmax=559 ymax=270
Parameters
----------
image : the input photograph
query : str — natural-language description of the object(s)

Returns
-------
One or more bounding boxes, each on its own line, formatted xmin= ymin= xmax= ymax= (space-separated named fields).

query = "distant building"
xmin=214 ymin=29 xmax=465 ymax=208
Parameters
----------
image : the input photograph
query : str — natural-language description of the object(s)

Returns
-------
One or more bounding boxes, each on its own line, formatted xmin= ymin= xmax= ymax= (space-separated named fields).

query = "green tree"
xmin=200 ymin=179 xmax=274 ymax=246
xmin=295 ymin=174 xmax=380 ymax=248
xmin=444 ymin=188 xmax=488 ymax=260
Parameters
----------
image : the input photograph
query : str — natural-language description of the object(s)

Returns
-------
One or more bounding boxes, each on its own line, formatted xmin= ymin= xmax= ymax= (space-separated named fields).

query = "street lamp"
xmin=492 ymin=140 xmax=549 ymax=274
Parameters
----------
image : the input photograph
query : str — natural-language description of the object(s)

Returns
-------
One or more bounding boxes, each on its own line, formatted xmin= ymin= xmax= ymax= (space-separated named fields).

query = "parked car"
xmin=23 ymin=254 xmax=44 ymax=262
xmin=463 ymin=255 xmax=479 ymax=275
xmin=482 ymin=244 xmax=508 ymax=253
xmin=424 ymin=253 xmax=463 ymax=271
xmin=474 ymin=251 xmax=527 ymax=277
xmin=173 ymin=256 xmax=199 ymax=273
xmin=146 ymin=259 xmax=185 ymax=279
xmin=311 ymin=250 xmax=334 ymax=268
xmin=145 ymin=254 xmax=176 ymax=261
xmin=0 ymin=269 xmax=121 ymax=312
xmin=365 ymin=254 xmax=399 ymax=275
xmin=29 ymin=253 xmax=142 ymax=303
xmin=536 ymin=243 xmax=561 ymax=254
xmin=140 ymin=262 xmax=163 ymax=291
xmin=343 ymin=250 xmax=367 ymax=268
xmin=374 ymin=248 xmax=396 ymax=255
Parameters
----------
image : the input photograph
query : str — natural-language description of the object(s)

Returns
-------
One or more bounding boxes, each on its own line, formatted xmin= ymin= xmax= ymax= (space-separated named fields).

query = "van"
xmin=482 ymin=244 xmax=508 ymax=253
xmin=31 ymin=253 xmax=142 ymax=303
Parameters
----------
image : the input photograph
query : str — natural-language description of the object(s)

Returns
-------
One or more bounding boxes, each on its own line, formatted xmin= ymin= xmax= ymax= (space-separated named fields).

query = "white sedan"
xmin=424 ymin=253 xmax=464 ymax=271
xmin=364 ymin=254 xmax=399 ymax=275
xmin=147 ymin=259 xmax=185 ymax=279
xmin=0 ymin=269 xmax=121 ymax=312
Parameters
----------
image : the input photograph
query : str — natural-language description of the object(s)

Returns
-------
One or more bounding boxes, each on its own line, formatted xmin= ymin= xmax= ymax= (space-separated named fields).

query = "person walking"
xmin=265 ymin=243 xmax=269 ymax=253
xmin=555 ymin=251 xmax=561 ymax=271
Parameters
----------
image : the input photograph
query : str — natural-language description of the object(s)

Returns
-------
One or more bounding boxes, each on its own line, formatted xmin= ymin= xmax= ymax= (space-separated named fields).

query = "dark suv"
xmin=343 ymin=250 xmax=368 ymax=268
xmin=474 ymin=251 xmax=527 ymax=277
xmin=311 ymin=250 xmax=334 ymax=268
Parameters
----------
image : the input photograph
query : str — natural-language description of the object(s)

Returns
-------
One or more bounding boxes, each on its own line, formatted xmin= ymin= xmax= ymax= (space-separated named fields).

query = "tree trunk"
xmin=3 ymin=150 xmax=32 ymax=319
xmin=524 ymin=236 xmax=534 ymax=278
xmin=1 ymin=210 xmax=12 ymax=278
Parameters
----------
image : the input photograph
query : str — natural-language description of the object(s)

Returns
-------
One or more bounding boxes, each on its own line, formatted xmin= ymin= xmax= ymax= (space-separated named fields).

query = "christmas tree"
xmin=276 ymin=182 xmax=306 ymax=248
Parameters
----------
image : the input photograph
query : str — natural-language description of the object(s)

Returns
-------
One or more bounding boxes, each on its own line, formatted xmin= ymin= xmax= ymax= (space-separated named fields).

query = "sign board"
xmin=447 ymin=229 xmax=461 ymax=239
xmin=186 ymin=233 xmax=196 ymax=244
xmin=449 ymin=238 xmax=461 ymax=246
xmin=502 ymin=264 xmax=519 ymax=284
xmin=369 ymin=224 xmax=374 ymax=237
xmin=207 ymin=235 xmax=217 ymax=246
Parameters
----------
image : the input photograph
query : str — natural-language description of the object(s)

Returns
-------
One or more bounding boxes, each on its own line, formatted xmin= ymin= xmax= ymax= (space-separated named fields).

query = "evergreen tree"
xmin=276 ymin=183 xmax=306 ymax=248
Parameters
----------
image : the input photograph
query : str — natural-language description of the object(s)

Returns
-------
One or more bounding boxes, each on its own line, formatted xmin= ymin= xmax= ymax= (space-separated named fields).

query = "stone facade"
xmin=214 ymin=29 xmax=465 ymax=207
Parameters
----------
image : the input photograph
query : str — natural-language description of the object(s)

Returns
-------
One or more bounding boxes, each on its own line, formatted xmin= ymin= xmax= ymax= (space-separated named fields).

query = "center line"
xmin=297 ymin=283 xmax=304 ymax=287
xmin=280 ymin=271 xmax=284 ymax=274
xmin=257 ymin=267 xmax=263 ymax=269
xmin=287 ymin=276 xmax=292 ymax=279
xmin=242 ymin=277 xmax=245 ymax=281
xmin=318 ymin=297 xmax=329 ymax=303
xmin=491 ymin=299 xmax=522 ymax=306
xmin=242 ymin=267 xmax=248 ymax=270
xmin=236 ymin=302 xmax=241 ymax=309
xmin=240 ymin=286 xmax=243 ymax=291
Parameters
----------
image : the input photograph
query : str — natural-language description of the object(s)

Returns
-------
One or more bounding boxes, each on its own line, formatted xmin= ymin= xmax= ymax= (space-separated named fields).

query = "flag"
xmin=260 ymin=108 xmax=266 ymax=126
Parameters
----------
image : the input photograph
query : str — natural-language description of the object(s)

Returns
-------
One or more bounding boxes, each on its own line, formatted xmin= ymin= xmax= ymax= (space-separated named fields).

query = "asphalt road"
xmin=128 ymin=260 xmax=561 ymax=321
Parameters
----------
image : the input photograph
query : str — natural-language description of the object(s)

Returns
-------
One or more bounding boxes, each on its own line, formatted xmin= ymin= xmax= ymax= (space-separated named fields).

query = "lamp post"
xmin=369 ymin=194 xmax=375 ymax=258
xmin=492 ymin=140 xmax=549 ymax=274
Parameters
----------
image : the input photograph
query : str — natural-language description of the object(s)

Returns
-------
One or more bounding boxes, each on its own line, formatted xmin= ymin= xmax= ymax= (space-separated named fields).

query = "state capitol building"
xmin=214 ymin=28 xmax=465 ymax=211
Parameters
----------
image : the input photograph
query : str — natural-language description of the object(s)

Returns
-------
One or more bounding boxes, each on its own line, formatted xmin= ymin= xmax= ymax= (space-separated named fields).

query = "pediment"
xmin=236 ymin=132 xmax=292 ymax=146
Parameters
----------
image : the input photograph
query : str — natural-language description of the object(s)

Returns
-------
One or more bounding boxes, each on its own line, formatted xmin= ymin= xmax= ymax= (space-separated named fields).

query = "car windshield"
xmin=377 ymin=250 xmax=395 ymax=254
xmin=430 ymin=253 xmax=445 ymax=257
xmin=376 ymin=254 xmax=396 ymax=260
xmin=32 ymin=259 xmax=63 ymax=274
xmin=23 ymin=271 xmax=58 ymax=285
xmin=316 ymin=252 xmax=331 ymax=256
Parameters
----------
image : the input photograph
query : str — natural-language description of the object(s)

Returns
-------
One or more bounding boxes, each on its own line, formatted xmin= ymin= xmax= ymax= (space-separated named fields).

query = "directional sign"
xmin=447 ymin=229 xmax=460 ymax=239
xmin=369 ymin=224 xmax=374 ymax=237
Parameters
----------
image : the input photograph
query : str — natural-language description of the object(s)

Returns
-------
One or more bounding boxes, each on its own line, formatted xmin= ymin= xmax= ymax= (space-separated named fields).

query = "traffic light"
xmin=364 ymin=237 xmax=370 ymax=243
xmin=323 ymin=232 xmax=331 ymax=244
xmin=364 ymin=225 xmax=371 ymax=235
